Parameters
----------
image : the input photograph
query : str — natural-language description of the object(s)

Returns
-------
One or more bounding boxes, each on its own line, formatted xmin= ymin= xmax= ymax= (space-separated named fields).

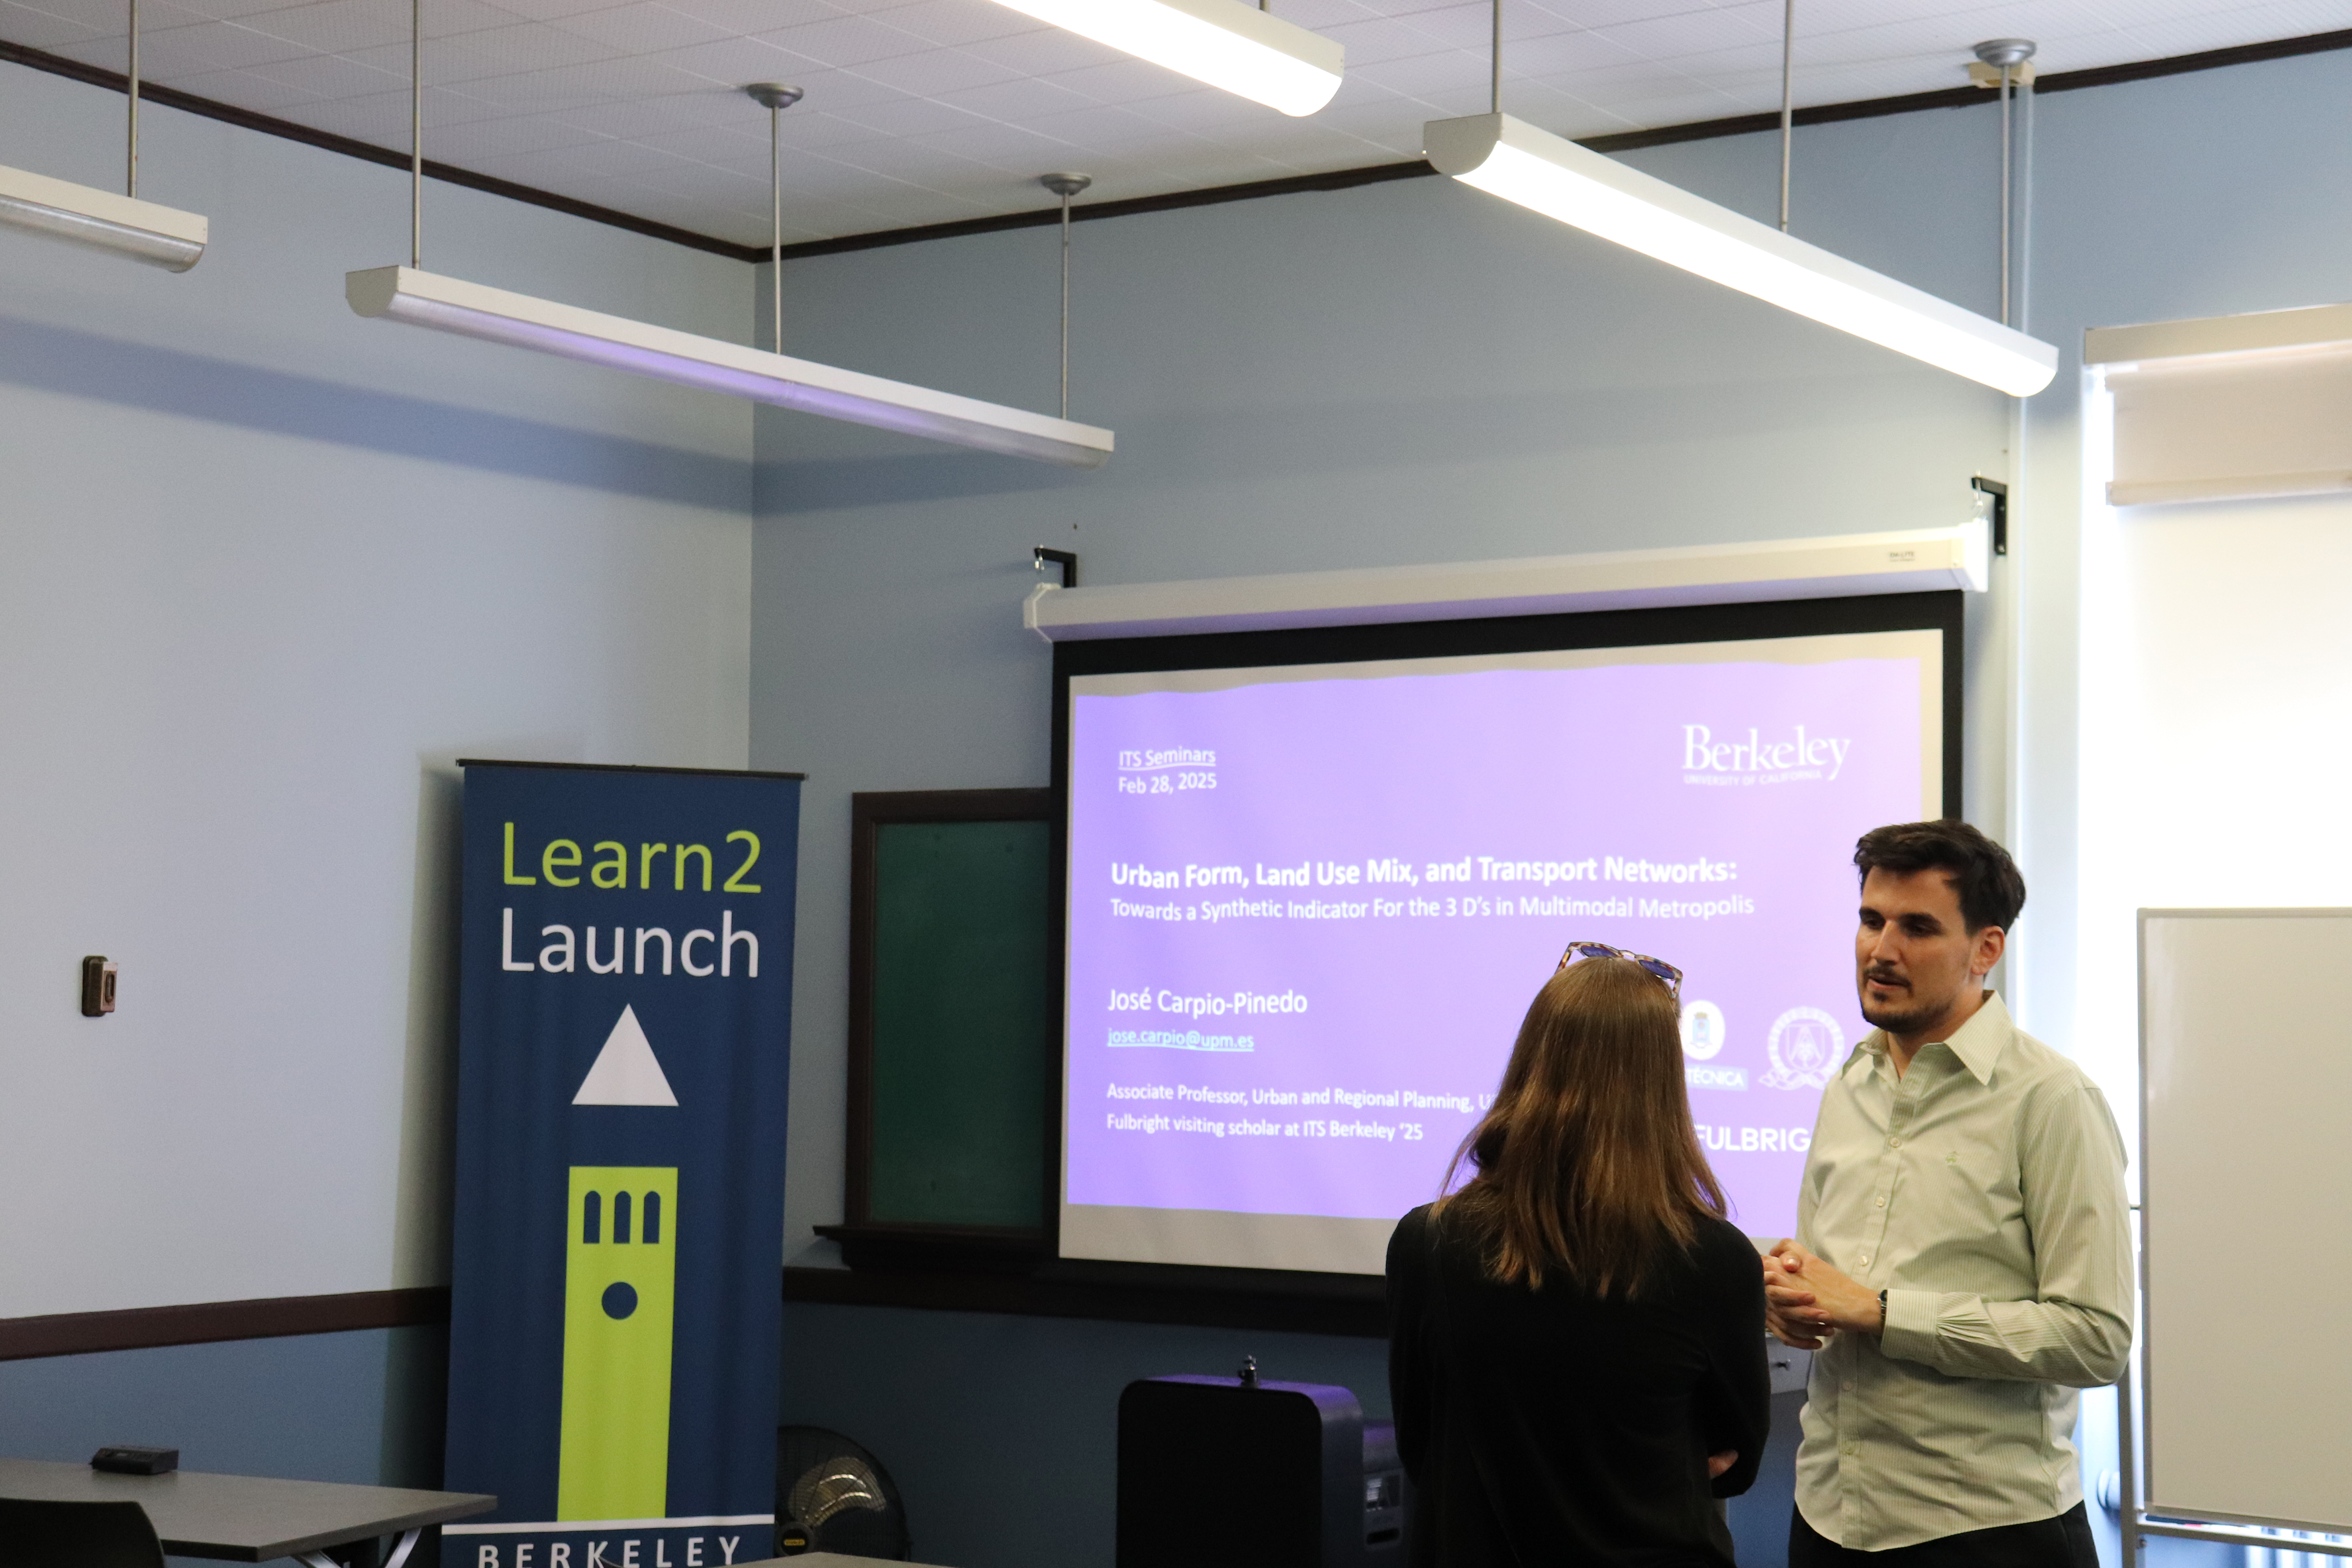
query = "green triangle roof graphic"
xmin=572 ymin=1004 xmax=679 ymax=1107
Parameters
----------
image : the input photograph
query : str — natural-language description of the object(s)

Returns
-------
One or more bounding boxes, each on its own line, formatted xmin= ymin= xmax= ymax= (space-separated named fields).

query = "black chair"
xmin=0 ymin=1498 xmax=167 ymax=1568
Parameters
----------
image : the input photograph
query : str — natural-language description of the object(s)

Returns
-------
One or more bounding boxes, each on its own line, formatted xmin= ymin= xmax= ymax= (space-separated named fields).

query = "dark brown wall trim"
xmin=775 ymin=162 xmax=1435 ymax=260
xmin=1582 ymin=24 xmax=2352 ymax=153
xmin=0 ymin=39 xmax=766 ymax=263
xmin=784 ymin=1264 xmax=1385 ymax=1338
xmin=12 ymin=25 xmax=2350 ymax=270
xmin=0 ymin=1287 xmax=452 ymax=1362
xmin=454 ymin=758 xmax=808 ymax=781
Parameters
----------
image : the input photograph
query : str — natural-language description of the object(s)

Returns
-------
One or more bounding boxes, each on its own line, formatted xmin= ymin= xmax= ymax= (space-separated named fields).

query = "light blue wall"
xmin=0 ymin=61 xmax=757 ymax=1320
xmin=0 ymin=1328 xmax=447 ymax=1568
xmin=0 ymin=46 xmax=757 ymax=1555
xmin=2015 ymin=45 xmax=2352 ymax=1124
xmin=0 ymin=1329 xmax=444 ymax=1489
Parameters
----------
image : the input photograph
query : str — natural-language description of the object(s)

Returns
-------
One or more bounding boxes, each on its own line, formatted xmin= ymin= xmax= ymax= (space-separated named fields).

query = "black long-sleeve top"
xmin=1386 ymin=1202 xmax=1771 ymax=1568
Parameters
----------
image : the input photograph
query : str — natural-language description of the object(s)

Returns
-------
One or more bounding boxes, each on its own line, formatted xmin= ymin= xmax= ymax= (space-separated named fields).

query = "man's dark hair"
xmin=1854 ymin=820 xmax=2026 ymax=933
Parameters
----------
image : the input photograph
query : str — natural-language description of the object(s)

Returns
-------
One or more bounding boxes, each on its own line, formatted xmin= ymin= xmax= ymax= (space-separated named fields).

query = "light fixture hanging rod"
xmin=1973 ymin=39 xmax=2034 ymax=329
xmin=1777 ymin=0 xmax=1793 ymax=232
xmin=126 ymin=0 xmax=139 ymax=197
xmin=411 ymin=0 xmax=422 ymax=268
xmin=1040 ymin=172 xmax=1090 ymax=420
xmin=1489 ymin=0 xmax=1500 ymax=115
xmin=744 ymin=84 xmax=802 ymax=358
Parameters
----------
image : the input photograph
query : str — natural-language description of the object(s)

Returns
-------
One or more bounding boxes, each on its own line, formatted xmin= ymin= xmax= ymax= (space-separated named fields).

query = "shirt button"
xmin=1888 ymin=1136 xmax=1902 ymax=1149
xmin=1876 ymin=1195 xmax=1886 ymax=1207
xmin=1841 ymin=1441 xmax=1860 ymax=1456
xmin=1859 ymin=1254 xmax=1870 ymax=1265
xmin=1842 ymin=1379 xmax=1856 ymax=1392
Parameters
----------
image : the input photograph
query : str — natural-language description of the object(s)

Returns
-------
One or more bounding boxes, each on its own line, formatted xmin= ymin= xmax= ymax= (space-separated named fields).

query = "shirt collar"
xmin=1942 ymin=991 xmax=2012 ymax=1083
xmin=1847 ymin=990 xmax=2013 ymax=1085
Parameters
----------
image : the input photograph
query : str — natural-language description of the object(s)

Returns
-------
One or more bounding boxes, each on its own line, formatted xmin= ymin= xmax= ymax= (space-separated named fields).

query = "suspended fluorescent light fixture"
xmin=348 ymin=267 xmax=1113 ymax=467
xmin=1424 ymin=113 xmax=2056 ymax=396
xmin=0 ymin=163 xmax=206 ymax=270
xmin=984 ymin=0 xmax=1342 ymax=116
xmin=0 ymin=0 xmax=207 ymax=269
xmin=345 ymin=19 xmax=1111 ymax=466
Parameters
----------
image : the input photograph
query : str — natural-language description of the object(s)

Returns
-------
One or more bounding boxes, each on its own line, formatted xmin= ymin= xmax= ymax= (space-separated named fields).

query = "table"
xmin=0 ymin=1456 xmax=494 ymax=1568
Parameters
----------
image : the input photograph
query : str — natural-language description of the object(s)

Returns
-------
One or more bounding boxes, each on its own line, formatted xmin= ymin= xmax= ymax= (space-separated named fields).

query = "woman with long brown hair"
xmin=1387 ymin=945 xmax=1769 ymax=1566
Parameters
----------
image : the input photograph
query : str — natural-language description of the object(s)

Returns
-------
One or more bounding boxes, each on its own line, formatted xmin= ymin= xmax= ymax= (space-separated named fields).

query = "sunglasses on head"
xmin=1556 ymin=940 xmax=1683 ymax=1000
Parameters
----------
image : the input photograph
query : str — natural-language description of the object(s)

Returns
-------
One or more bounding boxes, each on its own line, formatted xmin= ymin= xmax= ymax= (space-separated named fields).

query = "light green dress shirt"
xmin=1792 ymin=992 xmax=2133 ymax=1550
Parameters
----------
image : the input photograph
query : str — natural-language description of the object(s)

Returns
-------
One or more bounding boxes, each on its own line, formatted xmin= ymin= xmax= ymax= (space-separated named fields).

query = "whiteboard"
xmin=2141 ymin=909 xmax=2352 ymax=1533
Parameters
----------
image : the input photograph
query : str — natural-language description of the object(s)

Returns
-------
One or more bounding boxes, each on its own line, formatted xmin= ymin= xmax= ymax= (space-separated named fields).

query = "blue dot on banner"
xmin=602 ymin=1281 xmax=638 ymax=1320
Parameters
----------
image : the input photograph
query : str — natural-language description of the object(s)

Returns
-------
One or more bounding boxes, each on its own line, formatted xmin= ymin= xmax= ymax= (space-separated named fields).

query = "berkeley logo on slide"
xmin=1682 ymin=724 xmax=1851 ymax=784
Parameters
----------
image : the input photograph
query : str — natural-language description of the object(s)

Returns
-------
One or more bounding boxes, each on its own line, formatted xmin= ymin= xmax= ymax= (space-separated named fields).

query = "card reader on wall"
xmin=80 ymin=956 xmax=117 ymax=1016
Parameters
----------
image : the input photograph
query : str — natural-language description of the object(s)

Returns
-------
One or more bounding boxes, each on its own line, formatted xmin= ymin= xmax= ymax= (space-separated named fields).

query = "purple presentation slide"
xmin=1062 ymin=638 xmax=1932 ymax=1257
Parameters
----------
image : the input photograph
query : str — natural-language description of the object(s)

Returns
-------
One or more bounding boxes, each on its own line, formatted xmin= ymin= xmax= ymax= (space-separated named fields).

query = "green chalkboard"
xmin=845 ymin=790 xmax=1053 ymax=1240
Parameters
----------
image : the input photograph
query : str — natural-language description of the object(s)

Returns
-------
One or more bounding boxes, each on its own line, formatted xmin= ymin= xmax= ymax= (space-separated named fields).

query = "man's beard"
xmin=1859 ymin=973 xmax=1957 ymax=1035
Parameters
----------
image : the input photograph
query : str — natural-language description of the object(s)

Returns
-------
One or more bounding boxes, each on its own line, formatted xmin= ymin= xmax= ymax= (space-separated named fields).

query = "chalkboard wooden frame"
xmin=828 ymin=787 xmax=1054 ymax=1272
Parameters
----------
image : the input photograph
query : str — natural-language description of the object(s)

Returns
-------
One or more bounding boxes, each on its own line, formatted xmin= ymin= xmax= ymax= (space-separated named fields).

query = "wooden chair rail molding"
xmin=0 ymin=1288 xmax=452 ymax=1361
xmin=4 ymin=1269 xmax=1389 ymax=1357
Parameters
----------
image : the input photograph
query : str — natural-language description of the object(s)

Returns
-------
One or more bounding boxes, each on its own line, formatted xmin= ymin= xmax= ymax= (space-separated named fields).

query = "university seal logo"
xmin=1680 ymin=1000 xmax=1727 ymax=1061
xmin=1762 ymin=1006 xmax=1845 ymax=1090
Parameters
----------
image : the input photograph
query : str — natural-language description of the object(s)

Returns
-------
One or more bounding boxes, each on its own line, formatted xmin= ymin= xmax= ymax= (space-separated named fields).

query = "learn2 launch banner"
xmin=442 ymin=761 xmax=802 ymax=1568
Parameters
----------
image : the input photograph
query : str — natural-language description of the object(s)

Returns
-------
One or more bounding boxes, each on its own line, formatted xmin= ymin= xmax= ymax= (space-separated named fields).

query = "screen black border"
xmin=1045 ymin=588 xmax=1965 ymax=1293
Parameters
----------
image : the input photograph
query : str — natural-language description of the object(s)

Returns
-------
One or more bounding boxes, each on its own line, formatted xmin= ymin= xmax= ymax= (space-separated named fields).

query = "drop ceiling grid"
xmin=6 ymin=0 xmax=2351 ymax=245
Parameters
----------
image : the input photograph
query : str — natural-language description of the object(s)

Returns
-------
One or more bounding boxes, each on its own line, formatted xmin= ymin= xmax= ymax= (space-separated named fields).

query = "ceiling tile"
xmin=846 ymin=44 xmax=1025 ymax=94
xmin=861 ymin=0 xmax=1048 ymax=48
xmin=236 ymin=0 xmax=468 ymax=56
xmin=477 ymin=0 xmax=645 ymax=21
xmin=473 ymin=133 xmax=706 ymax=175
xmin=159 ymin=0 xmax=323 ymax=22
xmin=642 ymin=33 xmax=823 ymax=85
xmin=545 ymin=88 xmax=761 ymax=134
xmin=1012 ymin=99 xmax=1190 ymax=146
xmin=823 ymin=90 xmax=993 ymax=134
xmin=922 ymin=72 xmax=1098 ymax=119
xmin=547 ymin=2 xmax=738 ymax=52
xmin=895 ymin=119 xmax=1076 ymax=169
xmin=427 ymin=106 xmax=620 ymax=153
xmin=650 ymin=0 xmax=847 ymax=34
xmin=8 ymin=0 xmax=127 ymax=32
xmin=432 ymin=51 xmax=722 ymax=105
xmin=751 ymin=10 xmax=940 ymax=65
xmin=1 ymin=0 xmax=114 ymax=48
xmin=957 ymin=24 xmax=1128 ymax=74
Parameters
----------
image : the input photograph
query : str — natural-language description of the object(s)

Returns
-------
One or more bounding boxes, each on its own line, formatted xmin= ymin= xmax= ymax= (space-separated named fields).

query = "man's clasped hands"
xmin=1760 ymin=1239 xmax=1886 ymax=1348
